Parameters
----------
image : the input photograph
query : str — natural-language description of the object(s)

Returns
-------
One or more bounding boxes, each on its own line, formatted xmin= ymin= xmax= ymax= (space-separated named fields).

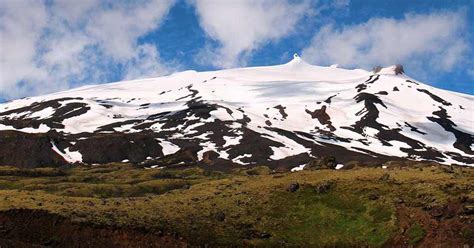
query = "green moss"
xmin=151 ymin=167 xmax=206 ymax=179
xmin=0 ymin=166 xmax=66 ymax=177
xmin=244 ymin=166 xmax=273 ymax=176
xmin=461 ymin=228 xmax=472 ymax=239
xmin=261 ymin=187 xmax=395 ymax=246
xmin=135 ymin=179 xmax=189 ymax=195
xmin=369 ymin=203 xmax=393 ymax=223
xmin=407 ymin=223 xmax=425 ymax=245
xmin=0 ymin=179 xmax=21 ymax=189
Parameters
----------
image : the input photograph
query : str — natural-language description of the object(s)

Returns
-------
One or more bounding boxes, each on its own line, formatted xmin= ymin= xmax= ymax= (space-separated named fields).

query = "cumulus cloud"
xmin=0 ymin=0 xmax=175 ymax=100
xmin=86 ymin=0 xmax=174 ymax=60
xmin=122 ymin=44 xmax=171 ymax=80
xmin=191 ymin=0 xmax=312 ymax=68
xmin=302 ymin=10 xmax=469 ymax=76
xmin=0 ymin=0 xmax=49 ymax=94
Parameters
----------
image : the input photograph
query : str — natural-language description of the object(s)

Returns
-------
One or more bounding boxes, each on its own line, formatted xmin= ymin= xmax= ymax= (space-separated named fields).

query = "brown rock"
xmin=287 ymin=183 xmax=300 ymax=193
xmin=314 ymin=181 xmax=334 ymax=194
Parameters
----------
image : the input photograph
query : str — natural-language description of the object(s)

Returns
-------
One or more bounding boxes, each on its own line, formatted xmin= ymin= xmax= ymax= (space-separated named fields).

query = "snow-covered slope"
xmin=1 ymin=54 xmax=473 ymax=168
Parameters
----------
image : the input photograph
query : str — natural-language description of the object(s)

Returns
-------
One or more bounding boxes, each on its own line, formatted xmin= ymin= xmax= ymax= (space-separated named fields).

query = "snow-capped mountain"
xmin=1 ymin=54 xmax=473 ymax=168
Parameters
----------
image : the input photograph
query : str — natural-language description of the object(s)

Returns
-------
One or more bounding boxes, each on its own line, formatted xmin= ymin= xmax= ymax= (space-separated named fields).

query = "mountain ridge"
xmin=1 ymin=55 xmax=473 ymax=168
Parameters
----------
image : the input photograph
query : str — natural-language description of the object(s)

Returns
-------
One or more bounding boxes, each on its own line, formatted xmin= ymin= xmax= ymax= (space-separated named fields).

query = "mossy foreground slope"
xmin=0 ymin=164 xmax=472 ymax=247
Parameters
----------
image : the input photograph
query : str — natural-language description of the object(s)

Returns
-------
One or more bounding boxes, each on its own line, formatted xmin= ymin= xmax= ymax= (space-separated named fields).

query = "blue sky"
xmin=0 ymin=0 xmax=473 ymax=102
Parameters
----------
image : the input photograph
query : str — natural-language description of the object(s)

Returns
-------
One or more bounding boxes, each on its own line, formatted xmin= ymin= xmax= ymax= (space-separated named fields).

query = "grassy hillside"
xmin=0 ymin=163 xmax=472 ymax=247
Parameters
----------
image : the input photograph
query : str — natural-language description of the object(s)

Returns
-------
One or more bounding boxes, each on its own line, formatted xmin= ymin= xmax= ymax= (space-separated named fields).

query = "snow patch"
xmin=157 ymin=139 xmax=180 ymax=155
xmin=50 ymin=142 xmax=83 ymax=163
xmin=223 ymin=135 xmax=241 ymax=147
xmin=291 ymin=164 xmax=306 ymax=172
xmin=0 ymin=124 xmax=51 ymax=133
xmin=28 ymin=107 xmax=55 ymax=119
xmin=232 ymin=154 xmax=252 ymax=165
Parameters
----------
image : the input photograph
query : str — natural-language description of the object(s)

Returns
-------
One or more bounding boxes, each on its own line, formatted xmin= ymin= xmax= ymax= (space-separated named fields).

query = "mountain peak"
xmin=284 ymin=53 xmax=310 ymax=67
xmin=373 ymin=64 xmax=405 ymax=75
xmin=292 ymin=53 xmax=301 ymax=60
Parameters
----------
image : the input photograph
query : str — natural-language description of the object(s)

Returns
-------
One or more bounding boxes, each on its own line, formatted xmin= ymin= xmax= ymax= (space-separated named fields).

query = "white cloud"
xmin=302 ymin=10 xmax=469 ymax=76
xmin=123 ymin=44 xmax=170 ymax=80
xmin=0 ymin=0 xmax=175 ymax=100
xmin=0 ymin=0 xmax=49 ymax=95
xmin=191 ymin=0 xmax=312 ymax=68
xmin=87 ymin=0 xmax=173 ymax=59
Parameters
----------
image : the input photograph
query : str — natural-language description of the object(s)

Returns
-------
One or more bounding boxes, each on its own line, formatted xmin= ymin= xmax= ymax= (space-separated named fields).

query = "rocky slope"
xmin=0 ymin=54 xmax=473 ymax=168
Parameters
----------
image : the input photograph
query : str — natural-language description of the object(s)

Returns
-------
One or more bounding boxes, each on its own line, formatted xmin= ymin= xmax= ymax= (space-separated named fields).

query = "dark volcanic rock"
xmin=462 ymin=205 xmax=474 ymax=215
xmin=0 ymin=209 xmax=186 ymax=247
xmin=287 ymin=183 xmax=300 ymax=192
xmin=0 ymin=131 xmax=67 ymax=168
xmin=226 ymin=128 xmax=284 ymax=165
xmin=394 ymin=64 xmax=404 ymax=75
xmin=305 ymin=106 xmax=336 ymax=131
xmin=273 ymin=105 xmax=288 ymax=119
xmin=73 ymin=132 xmax=165 ymax=164
xmin=427 ymin=107 xmax=474 ymax=157
xmin=314 ymin=181 xmax=334 ymax=194
xmin=214 ymin=211 xmax=226 ymax=221
xmin=324 ymin=94 xmax=337 ymax=104
xmin=355 ymin=83 xmax=367 ymax=92
xmin=0 ymin=98 xmax=89 ymax=130
xmin=202 ymin=150 xmax=219 ymax=161
xmin=305 ymin=156 xmax=338 ymax=170
xmin=368 ymin=193 xmax=380 ymax=200
xmin=417 ymin=89 xmax=452 ymax=106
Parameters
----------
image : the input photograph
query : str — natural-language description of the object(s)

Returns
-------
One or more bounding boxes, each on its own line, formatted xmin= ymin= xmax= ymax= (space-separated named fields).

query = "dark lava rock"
xmin=0 ymin=208 xmax=187 ymax=247
xmin=305 ymin=106 xmax=336 ymax=131
xmin=368 ymin=193 xmax=380 ymax=201
xmin=459 ymin=195 xmax=474 ymax=204
xmin=0 ymin=131 xmax=68 ymax=168
xmin=379 ymin=173 xmax=390 ymax=181
xmin=182 ymin=184 xmax=191 ymax=190
xmin=214 ymin=211 xmax=226 ymax=221
xmin=73 ymin=131 xmax=165 ymax=164
xmin=287 ymin=183 xmax=300 ymax=193
xmin=246 ymin=230 xmax=272 ymax=240
xmin=314 ymin=181 xmax=334 ymax=194
xmin=258 ymin=232 xmax=272 ymax=239
xmin=305 ymin=156 xmax=338 ymax=170
xmin=430 ymin=206 xmax=445 ymax=218
xmin=442 ymin=165 xmax=455 ymax=174
xmin=394 ymin=64 xmax=404 ymax=75
xmin=201 ymin=150 xmax=220 ymax=165
xmin=462 ymin=205 xmax=474 ymax=215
